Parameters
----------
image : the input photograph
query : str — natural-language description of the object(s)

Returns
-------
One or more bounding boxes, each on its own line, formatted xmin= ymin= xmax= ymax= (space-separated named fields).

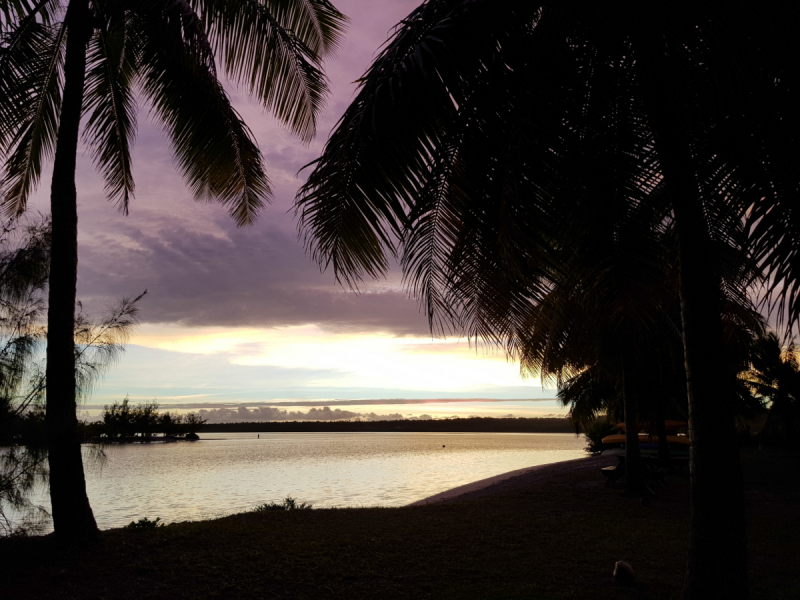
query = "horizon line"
xmin=82 ymin=397 xmax=561 ymax=410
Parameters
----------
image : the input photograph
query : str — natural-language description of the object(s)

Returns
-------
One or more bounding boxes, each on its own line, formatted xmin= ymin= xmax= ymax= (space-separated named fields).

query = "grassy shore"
xmin=2 ymin=448 xmax=798 ymax=599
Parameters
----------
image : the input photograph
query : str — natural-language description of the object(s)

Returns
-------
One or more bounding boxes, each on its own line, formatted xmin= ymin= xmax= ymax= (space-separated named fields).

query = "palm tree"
xmin=520 ymin=283 xmax=678 ymax=494
xmin=742 ymin=333 xmax=800 ymax=445
xmin=554 ymin=277 xmax=765 ymax=469
xmin=294 ymin=2 xmax=797 ymax=596
xmin=1 ymin=0 xmax=347 ymax=541
xmin=513 ymin=187 xmax=765 ymax=490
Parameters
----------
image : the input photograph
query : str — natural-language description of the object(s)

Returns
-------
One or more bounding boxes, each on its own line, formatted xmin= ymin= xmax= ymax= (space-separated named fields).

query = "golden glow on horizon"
xmin=134 ymin=324 xmax=548 ymax=393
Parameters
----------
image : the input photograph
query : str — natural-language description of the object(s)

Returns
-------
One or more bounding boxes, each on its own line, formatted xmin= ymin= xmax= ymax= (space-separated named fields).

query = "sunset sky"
xmin=31 ymin=0 xmax=564 ymax=421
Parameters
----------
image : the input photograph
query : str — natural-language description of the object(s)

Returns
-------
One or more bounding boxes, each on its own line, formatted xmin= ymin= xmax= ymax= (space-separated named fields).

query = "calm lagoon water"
xmin=36 ymin=432 xmax=586 ymax=530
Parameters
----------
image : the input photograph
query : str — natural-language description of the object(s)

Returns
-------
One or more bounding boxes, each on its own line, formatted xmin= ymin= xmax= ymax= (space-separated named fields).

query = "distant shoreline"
xmin=200 ymin=416 xmax=576 ymax=434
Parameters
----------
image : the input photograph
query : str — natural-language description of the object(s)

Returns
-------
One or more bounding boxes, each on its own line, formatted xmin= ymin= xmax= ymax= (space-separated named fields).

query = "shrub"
xmin=583 ymin=418 xmax=617 ymax=454
xmin=253 ymin=497 xmax=313 ymax=512
xmin=125 ymin=516 xmax=165 ymax=529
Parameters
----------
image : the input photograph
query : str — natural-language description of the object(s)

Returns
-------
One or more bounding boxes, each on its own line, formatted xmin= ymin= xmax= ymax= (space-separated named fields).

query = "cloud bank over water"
xmin=194 ymin=405 xmax=436 ymax=423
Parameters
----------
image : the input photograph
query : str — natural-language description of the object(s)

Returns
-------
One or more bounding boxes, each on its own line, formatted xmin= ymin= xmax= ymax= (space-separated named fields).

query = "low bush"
xmin=125 ymin=516 xmax=165 ymax=530
xmin=583 ymin=418 xmax=617 ymax=454
xmin=253 ymin=497 xmax=312 ymax=512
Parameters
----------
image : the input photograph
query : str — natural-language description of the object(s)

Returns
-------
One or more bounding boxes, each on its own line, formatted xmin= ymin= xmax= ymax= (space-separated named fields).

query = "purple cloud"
xmin=30 ymin=1 xmax=427 ymax=335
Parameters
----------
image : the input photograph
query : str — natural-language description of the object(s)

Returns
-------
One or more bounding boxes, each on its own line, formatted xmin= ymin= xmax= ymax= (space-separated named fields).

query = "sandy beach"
xmin=409 ymin=454 xmax=611 ymax=505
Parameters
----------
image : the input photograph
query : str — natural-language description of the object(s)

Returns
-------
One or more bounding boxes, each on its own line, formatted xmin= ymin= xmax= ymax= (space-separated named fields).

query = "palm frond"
xmin=0 ymin=19 xmax=65 ymax=217
xmin=195 ymin=0 xmax=343 ymax=142
xmin=262 ymin=0 xmax=348 ymax=56
xmin=399 ymin=13 xmax=573 ymax=336
xmin=136 ymin=0 xmax=270 ymax=225
xmin=296 ymin=0 xmax=540 ymax=287
xmin=558 ymin=366 xmax=620 ymax=430
xmin=0 ymin=0 xmax=57 ymax=28
xmin=82 ymin=2 xmax=139 ymax=213
xmin=0 ymin=1 xmax=55 ymax=140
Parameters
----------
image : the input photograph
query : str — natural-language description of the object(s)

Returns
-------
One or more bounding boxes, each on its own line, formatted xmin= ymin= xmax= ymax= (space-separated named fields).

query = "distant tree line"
xmin=80 ymin=398 xmax=207 ymax=440
xmin=202 ymin=416 xmax=576 ymax=434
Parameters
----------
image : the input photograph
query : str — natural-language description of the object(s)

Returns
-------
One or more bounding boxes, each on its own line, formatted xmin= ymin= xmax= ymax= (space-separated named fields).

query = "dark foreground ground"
xmin=2 ymin=448 xmax=798 ymax=599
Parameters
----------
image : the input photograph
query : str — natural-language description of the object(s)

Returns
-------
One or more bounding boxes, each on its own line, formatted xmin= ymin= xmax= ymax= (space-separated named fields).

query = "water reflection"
xmin=47 ymin=432 xmax=586 ymax=530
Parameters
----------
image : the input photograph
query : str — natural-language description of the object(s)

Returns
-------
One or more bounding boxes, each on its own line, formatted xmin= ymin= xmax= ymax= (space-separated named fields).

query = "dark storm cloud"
xmin=75 ymin=211 xmax=429 ymax=334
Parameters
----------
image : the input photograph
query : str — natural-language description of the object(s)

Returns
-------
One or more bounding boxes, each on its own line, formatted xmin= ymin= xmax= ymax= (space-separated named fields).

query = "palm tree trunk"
xmin=622 ymin=360 xmax=644 ymax=495
xmin=655 ymin=402 xmax=671 ymax=469
xmin=45 ymin=0 xmax=97 ymax=541
xmin=649 ymin=97 xmax=749 ymax=600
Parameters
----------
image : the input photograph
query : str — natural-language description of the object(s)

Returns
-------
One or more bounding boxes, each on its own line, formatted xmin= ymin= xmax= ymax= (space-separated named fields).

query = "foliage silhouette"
xmin=0 ymin=0 xmax=347 ymax=541
xmin=100 ymin=398 xmax=207 ymax=439
xmin=741 ymin=334 xmax=800 ymax=446
xmin=253 ymin=496 xmax=312 ymax=512
xmin=295 ymin=2 xmax=799 ymax=596
xmin=124 ymin=516 xmax=164 ymax=529
xmin=0 ymin=216 xmax=141 ymax=535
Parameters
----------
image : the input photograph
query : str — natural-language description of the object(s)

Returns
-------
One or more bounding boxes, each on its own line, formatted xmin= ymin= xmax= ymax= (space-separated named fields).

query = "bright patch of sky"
xmin=80 ymin=325 xmax=564 ymax=420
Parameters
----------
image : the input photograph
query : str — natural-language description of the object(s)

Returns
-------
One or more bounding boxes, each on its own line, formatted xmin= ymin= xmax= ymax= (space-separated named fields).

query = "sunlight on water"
xmin=30 ymin=432 xmax=586 ymax=531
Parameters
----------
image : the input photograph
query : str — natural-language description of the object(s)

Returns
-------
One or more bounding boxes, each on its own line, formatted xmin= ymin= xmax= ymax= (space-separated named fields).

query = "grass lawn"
xmin=2 ymin=448 xmax=798 ymax=599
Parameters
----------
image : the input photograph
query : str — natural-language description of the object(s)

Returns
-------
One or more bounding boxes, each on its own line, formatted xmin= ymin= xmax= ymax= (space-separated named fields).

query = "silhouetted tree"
xmin=183 ymin=412 xmax=206 ymax=435
xmin=0 ymin=217 xmax=140 ymax=534
xmin=0 ymin=217 xmax=49 ymax=535
xmin=101 ymin=397 xmax=133 ymax=439
xmin=295 ymin=3 xmax=798 ymax=596
xmin=534 ymin=214 xmax=765 ymax=479
xmin=0 ymin=0 xmax=347 ymax=541
xmin=742 ymin=334 xmax=800 ymax=446
xmin=131 ymin=400 xmax=159 ymax=438
xmin=159 ymin=412 xmax=182 ymax=437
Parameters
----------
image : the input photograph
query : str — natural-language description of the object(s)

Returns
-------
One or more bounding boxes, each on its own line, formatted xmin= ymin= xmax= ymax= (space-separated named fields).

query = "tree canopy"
xmin=294 ymin=2 xmax=798 ymax=596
